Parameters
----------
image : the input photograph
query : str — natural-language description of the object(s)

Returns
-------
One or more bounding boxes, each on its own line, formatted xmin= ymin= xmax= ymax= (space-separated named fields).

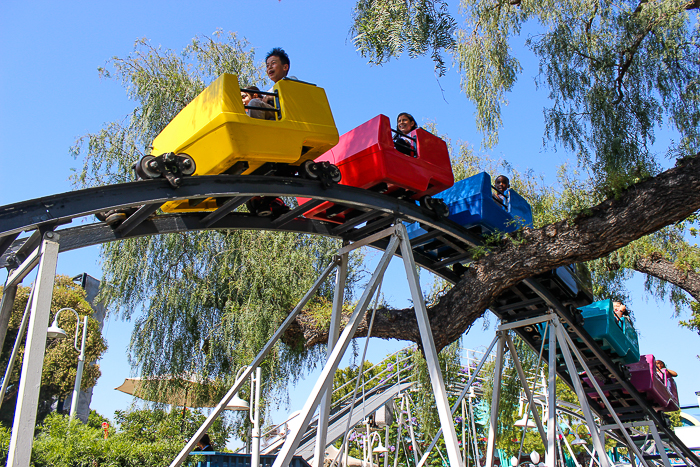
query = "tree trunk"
xmin=286 ymin=154 xmax=700 ymax=351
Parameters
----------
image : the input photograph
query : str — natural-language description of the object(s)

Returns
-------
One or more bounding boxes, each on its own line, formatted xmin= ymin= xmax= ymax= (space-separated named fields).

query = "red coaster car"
xmin=297 ymin=114 xmax=454 ymax=223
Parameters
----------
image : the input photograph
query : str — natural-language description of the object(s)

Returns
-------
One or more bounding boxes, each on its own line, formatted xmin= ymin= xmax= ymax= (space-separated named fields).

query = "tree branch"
xmin=286 ymin=154 xmax=700 ymax=351
xmin=633 ymin=254 xmax=700 ymax=302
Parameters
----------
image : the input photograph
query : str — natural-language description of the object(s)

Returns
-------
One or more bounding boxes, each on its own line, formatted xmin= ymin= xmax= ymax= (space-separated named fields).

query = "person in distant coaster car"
xmin=241 ymin=85 xmax=275 ymax=120
xmin=612 ymin=300 xmax=630 ymax=321
xmin=493 ymin=175 xmax=510 ymax=207
xmin=194 ymin=433 xmax=214 ymax=452
xmin=656 ymin=359 xmax=678 ymax=377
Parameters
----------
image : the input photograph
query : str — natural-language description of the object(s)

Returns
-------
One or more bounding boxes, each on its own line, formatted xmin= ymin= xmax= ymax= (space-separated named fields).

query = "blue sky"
xmin=1 ymin=0 xmax=698 ymax=442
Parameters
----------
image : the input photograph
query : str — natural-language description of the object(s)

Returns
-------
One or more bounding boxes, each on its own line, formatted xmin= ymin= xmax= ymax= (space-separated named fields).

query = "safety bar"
xmin=491 ymin=185 xmax=509 ymax=208
xmin=391 ymin=128 xmax=418 ymax=158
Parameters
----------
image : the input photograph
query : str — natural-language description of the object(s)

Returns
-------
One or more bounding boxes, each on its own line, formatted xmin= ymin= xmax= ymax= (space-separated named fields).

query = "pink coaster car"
xmin=627 ymin=354 xmax=679 ymax=412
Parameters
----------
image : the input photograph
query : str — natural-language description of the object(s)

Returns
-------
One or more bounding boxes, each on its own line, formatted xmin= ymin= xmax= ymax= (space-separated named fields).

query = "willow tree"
xmin=72 ymin=32 xmax=362 ymax=420
xmin=340 ymin=0 xmax=700 ymax=345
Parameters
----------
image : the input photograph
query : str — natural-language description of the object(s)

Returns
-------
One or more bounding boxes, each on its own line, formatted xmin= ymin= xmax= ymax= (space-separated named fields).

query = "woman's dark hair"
xmin=199 ymin=433 xmax=212 ymax=446
xmin=397 ymin=112 xmax=417 ymax=132
xmin=242 ymin=85 xmax=261 ymax=98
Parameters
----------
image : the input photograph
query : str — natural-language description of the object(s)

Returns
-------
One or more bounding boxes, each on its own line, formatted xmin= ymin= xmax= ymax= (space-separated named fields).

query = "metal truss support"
xmin=270 ymin=234 xmax=400 ymax=467
xmin=504 ymin=332 xmax=547 ymax=444
xmin=600 ymin=421 xmax=672 ymax=467
xmin=0 ymin=284 xmax=18 ymax=355
xmin=0 ymin=288 xmax=35 ymax=408
xmin=7 ymin=232 xmax=60 ymax=467
xmin=546 ymin=316 xmax=557 ymax=467
xmin=170 ymin=257 xmax=341 ymax=467
xmin=551 ymin=318 xmax=657 ymax=467
xmin=548 ymin=318 xmax=611 ymax=467
xmin=313 ymin=251 xmax=348 ymax=467
xmin=485 ymin=332 xmax=507 ymax=467
xmin=416 ymin=335 xmax=500 ymax=467
xmin=396 ymin=223 xmax=463 ymax=467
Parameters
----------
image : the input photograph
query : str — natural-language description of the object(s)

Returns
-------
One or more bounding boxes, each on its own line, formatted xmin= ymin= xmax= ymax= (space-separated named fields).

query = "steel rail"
xmin=1 ymin=175 xmax=696 ymax=465
xmin=0 ymin=175 xmax=474 ymax=242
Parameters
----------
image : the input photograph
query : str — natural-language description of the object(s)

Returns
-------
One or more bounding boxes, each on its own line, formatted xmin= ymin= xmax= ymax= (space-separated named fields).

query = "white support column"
xmin=546 ymin=318 xmax=557 ymax=467
xmin=397 ymin=224 xmax=463 ymax=467
xmin=647 ymin=422 xmax=672 ymax=467
xmin=270 ymin=235 xmax=400 ymax=467
xmin=251 ymin=367 xmax=262 ymax=467
xmin=551 ymin=320 xmax=610 ymax=467
xmin=314 ymin=253 xmax=348 ymax=467
xmin=7 ymin=233 xmax=60 ymax=467
xmin=393 ymin=395 xmax=407 ymax=467
xmin=485 ymin=333 xmax=507 ymax=467
xmin=470 ymin=393 xmax=481 ymax=467
xmin=405 ymin=395 xmax=423 ymax=464
xmin=557 ymin=324 xmax=651 ymax=467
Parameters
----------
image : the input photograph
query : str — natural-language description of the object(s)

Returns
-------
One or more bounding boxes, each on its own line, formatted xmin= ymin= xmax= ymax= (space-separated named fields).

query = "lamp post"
xmin=230 ymin=366 xmax=260 ymax=466
xmin=366 ymin=431 xmax=388 ymax=466
xmin=47 ymin=307 xmax=88 ymax=421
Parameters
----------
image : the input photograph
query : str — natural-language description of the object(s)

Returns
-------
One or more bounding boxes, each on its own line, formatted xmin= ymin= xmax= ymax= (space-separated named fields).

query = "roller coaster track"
xmin=0 ymin=175 xmax=697 ymax=465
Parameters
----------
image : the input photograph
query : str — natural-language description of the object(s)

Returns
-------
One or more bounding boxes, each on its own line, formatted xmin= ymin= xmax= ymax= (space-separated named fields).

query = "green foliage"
xmin=113 ymin=407 xmax=230 ymax=448
xmin=351 ymin=0 xmax=457 ymax=76
xmin=70 ymin=32 xmax=364 ymax=434
xmin=18 ymin=410 xmax=227 ymax=466
xmin=0 ymin=276 xmax=108 ymax=428
xmin=352 ymin=0 xmax=700 ymax=186
xmin=0 ymin=424 xmax=9 ymax=466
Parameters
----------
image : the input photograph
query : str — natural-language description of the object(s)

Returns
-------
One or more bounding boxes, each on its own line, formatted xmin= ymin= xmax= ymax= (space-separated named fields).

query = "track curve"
xmin=1 ymin=176 xmax=697 ymax=465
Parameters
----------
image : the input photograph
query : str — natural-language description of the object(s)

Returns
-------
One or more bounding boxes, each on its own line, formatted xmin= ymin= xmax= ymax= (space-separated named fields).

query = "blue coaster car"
xmin=406 ymin=172 xmax=533 ymax=243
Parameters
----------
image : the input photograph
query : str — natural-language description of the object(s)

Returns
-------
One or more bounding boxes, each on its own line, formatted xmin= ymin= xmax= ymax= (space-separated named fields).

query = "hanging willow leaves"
xmin=352 ymin=0 xmax=700 ymax=183
xmin=71 ymin=32 xmax=363 ymax=422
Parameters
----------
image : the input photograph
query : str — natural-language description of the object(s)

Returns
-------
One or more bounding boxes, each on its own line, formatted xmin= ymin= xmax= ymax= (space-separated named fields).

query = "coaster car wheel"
xmin=177 ymin=153 xmax=196 ymax=176
xmin=420 ymin=196 xmax=449 ymax=218
xmin=246 ymin=197 xmax=272 ymax=217
xmin=301 ymin=160 xmax=341 ymax=185
xmin=326 ymin=163 xmax=342 ymax=183
xmin=301 ymin=160 xmax=320 ymax=180
xmin=135 ymin=155 xmax=162 ymax=180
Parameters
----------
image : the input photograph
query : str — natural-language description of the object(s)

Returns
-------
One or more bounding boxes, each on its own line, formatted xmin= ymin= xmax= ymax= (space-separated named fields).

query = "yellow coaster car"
xmin=139 ymin=73 xmax=339 ymax=213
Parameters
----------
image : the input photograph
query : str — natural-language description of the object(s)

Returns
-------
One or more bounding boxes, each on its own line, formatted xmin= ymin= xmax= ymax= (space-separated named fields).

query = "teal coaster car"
xmin=537 ymin=299 xmax=639 ymax=366
xmin=577 ymin=299 xmax=639 ymax=365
